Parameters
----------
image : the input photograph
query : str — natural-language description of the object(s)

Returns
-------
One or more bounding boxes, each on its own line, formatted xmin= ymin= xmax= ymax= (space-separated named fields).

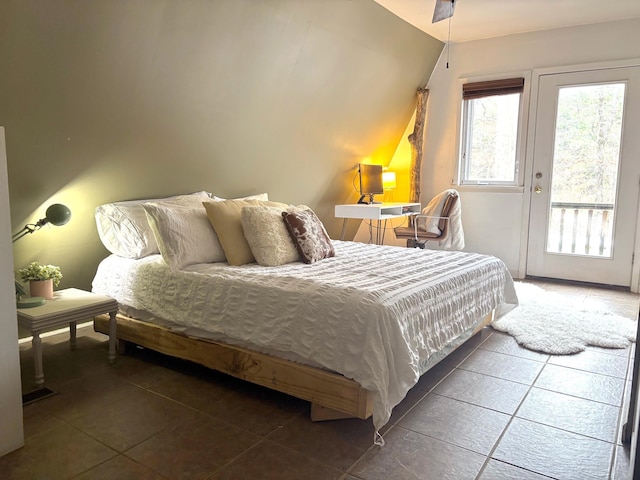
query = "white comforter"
xmin=92 ymin=240 xmax=517 ymax=434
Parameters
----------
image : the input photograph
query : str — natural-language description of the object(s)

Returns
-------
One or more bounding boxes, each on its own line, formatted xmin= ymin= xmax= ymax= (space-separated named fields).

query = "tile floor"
xmin=3 ymin=280 xmax=639 ymax=479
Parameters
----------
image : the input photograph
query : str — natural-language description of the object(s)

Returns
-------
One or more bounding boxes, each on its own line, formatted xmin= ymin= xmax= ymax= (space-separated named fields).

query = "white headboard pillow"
xmin=95 ymin=191 xmax=211 ymax=259
xmin=142 ymin=203 xmax=226 ymax=270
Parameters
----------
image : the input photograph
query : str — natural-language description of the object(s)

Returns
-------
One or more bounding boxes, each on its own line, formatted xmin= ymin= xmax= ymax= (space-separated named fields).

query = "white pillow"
xmin=95 ymin=191 xmax=211 ymax=258
xmin=241 ymin=205 xmax=302 ymax=266
xmin=142 ymin=203 xmax=226 ymax=270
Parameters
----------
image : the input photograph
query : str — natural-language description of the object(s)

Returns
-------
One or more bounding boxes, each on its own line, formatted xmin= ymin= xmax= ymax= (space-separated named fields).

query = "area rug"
xmin=491 ymin=282 xmax=637 ymax=355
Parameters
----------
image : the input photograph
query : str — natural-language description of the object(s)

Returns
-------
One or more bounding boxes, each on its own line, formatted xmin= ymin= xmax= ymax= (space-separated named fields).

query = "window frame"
xmin=456 ymin=74 xmax=530 ymax=189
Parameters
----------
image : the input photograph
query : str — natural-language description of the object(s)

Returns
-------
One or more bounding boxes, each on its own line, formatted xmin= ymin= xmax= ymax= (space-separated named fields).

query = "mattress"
xmin=92 ymin=240 xmax=517 ymax=434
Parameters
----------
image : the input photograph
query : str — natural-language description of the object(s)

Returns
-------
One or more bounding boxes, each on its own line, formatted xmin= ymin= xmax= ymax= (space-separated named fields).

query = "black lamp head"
xmin=40 ymin=203 xmax=72 ymax=227
xmin=12 ymin=203 xmax=72 ymax=243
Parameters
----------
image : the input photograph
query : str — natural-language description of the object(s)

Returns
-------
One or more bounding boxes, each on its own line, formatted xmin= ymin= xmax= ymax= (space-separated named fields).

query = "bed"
xmin=91 ymin=192 xmax=518 ymax=443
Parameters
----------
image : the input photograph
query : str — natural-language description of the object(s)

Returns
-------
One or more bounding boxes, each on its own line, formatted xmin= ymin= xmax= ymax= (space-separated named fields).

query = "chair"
xmin=394 ymin=190 xmax=459 ymax=249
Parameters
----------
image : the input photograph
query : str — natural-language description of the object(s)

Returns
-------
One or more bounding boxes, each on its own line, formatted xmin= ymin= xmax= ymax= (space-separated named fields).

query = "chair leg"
xmin=406 ymin=238 xmax=426 ymax=249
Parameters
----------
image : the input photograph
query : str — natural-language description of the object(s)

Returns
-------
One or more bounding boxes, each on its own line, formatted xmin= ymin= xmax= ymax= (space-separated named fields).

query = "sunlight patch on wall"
xmin=386 ymin=110 xmax=416 ymax=203
xmin=11 ymin=169 xmax=113 ymax=290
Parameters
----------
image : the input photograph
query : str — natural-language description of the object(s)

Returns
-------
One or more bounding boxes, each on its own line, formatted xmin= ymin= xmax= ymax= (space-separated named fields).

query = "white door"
xmin=527 ymin=67 xmax=640 ymax=287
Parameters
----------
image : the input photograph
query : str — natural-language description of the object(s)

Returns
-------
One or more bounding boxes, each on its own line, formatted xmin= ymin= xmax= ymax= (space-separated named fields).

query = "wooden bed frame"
xmin=94 ymin=310 xmax=494 ymax=421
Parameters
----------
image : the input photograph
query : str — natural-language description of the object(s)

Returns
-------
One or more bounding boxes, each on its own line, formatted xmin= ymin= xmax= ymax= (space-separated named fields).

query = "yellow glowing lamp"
xmin=382 ymin=171 xmax=396 ymax=190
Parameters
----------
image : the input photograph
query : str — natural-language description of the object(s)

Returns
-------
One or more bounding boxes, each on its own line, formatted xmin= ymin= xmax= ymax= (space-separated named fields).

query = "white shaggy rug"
xmin=491 ymin=282 xmax=637 ymax=355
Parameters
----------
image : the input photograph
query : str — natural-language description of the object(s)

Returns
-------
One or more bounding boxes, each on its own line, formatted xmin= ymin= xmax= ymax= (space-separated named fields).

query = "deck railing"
xmin=547 ymin=202 xmax=614 ymax=256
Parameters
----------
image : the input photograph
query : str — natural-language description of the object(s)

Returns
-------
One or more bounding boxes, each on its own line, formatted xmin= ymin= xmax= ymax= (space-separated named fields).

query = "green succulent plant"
xmin=18 ymin=262 xmax=63 ymax=287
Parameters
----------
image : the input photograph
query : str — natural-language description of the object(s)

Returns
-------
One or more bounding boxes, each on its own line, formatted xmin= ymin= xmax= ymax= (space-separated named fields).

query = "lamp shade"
xmin=45 ymin=204 xmax=72 ymax=226
xmin=382 ymin=171 xmax=396 ymax=190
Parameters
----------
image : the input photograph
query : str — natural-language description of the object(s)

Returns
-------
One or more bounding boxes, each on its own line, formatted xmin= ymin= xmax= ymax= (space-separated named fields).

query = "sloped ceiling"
xmin=374 ymin=0 xmax=640 ymax=42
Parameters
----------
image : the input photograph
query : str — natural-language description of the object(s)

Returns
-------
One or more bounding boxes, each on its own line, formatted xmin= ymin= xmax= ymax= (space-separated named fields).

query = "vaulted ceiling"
xmin=374 ymin=0 xmax=640 ymax=42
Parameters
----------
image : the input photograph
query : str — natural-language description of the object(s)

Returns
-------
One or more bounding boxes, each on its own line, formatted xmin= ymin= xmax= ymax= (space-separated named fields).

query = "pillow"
xmin=95 ymin=191 xmax=211 ymax=258
xmin=143 ymin=203 xmax=226 ymax=270
xmin=281 ymin=208 xmax=335 ymax=264
xmin=241 ymin=205 xmax=302 ymax=266
xmin=203 ymin=199 xmax=288 ymax=266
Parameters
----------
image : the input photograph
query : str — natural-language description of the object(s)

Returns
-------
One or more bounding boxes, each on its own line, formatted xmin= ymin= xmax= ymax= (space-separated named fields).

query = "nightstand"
xmin=17 ymin=288 xmax=118 ymax=387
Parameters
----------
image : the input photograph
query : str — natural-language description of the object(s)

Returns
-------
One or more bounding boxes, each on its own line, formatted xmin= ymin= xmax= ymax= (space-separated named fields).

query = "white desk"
xmin=335 ymin=202 xmax=421 ymax=244
xmin=17 ymin=288 xmax=118 ymax=387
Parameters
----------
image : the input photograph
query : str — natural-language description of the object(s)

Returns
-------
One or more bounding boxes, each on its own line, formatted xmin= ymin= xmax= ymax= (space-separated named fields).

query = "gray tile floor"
xmin=3 ymin=280 xmax=639 ymax=479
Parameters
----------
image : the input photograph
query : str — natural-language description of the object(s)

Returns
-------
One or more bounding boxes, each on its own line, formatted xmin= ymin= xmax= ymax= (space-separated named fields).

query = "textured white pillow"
xmin=241 ymin=205 xmax=301 ymax=266
xmin=142 ymin=203 xmax=226 ymax=270
xmin=95 ymin=191 xmax=211 ymax=258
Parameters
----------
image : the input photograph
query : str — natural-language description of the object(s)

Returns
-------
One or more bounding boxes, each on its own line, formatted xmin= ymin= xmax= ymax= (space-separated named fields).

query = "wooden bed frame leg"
xmin=310 ymin=403 xmax=355 ymax=422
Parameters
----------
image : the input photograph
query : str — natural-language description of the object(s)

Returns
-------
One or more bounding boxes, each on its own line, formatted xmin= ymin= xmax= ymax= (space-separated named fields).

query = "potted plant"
xmin=18 ymin=262 xmax=62 ymax=300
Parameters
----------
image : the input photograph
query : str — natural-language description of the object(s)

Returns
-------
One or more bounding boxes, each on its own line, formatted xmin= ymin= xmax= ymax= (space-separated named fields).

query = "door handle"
xmin=534 ymin=185 xmax=542 ymax=194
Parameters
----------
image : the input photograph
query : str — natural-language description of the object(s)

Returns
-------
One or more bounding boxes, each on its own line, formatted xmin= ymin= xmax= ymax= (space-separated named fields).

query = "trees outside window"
xmin=459 ymin=78 xmax=525 ymax=186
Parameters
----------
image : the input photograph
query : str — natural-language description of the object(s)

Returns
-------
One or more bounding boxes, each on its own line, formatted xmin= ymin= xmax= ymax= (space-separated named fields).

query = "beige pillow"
xmin=143 ymin=203 xmax=226 ymax=270
xmin=241 ymin=205 xmax=302 ymax=266
xmin=203 ymin=199 xmax=288 ymax=266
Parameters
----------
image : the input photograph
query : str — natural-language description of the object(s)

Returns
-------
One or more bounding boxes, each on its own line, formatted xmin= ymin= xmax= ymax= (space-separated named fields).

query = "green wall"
xmin=0 ymin=0 xmax=442 ymax=290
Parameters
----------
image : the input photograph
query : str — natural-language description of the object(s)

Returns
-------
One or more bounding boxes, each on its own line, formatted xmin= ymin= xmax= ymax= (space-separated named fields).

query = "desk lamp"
xmin=12 ymin=203 xmax=71 ymax=307
xmin=12 ymin=203 xmax=71 ymax=242
xmin=383 ymin=171 xmax=396 ymax=202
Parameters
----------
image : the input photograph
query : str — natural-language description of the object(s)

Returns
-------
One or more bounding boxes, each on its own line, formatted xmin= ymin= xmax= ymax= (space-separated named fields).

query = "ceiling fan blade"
xmin=432 ymin=0 xmax=455 ymax=23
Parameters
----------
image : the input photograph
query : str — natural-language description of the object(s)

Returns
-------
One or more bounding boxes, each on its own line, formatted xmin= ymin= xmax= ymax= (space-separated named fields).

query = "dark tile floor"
xmin=3 ymin=280 xmax=639 ymax=479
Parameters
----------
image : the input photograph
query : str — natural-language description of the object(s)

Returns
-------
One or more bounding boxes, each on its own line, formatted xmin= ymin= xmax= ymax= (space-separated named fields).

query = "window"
xmin=459 ymin=77 xmax=525 ymax=186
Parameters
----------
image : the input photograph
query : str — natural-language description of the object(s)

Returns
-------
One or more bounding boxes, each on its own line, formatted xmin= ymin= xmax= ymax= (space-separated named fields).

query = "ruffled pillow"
xmin=241 ymin=205 xmax=302 ymax=266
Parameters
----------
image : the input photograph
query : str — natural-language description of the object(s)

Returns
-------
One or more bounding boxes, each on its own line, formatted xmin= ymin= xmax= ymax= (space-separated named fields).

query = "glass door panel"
xmin=526 ymin=66 xmax=640 ymax=287
xmin=546 ymin=82 xmax=625 ymax=258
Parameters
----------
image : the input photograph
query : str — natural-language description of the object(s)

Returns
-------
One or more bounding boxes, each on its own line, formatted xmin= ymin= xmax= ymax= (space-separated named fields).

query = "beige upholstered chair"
xmin=394 ymin=190 xmax=459 ymax=248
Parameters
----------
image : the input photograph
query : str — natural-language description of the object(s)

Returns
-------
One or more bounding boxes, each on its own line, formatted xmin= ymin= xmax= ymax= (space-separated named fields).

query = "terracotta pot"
xmin=29 ymin=279 xmax=54 ymax=300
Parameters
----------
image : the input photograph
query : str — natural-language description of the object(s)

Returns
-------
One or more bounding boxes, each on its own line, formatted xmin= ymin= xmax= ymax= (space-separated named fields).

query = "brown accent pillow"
xmin=282 ymin=209 xmax=335 ymax=264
